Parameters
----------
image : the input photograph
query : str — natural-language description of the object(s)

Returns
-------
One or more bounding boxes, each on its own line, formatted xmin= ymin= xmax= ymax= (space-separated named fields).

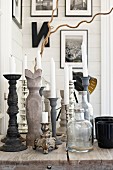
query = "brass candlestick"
xmin=34 ymin=123 xmax=57 ymax=154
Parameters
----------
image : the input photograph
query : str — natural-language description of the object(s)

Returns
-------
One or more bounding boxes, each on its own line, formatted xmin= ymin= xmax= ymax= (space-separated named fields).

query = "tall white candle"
xmin=10 ymin=56 xmax=16 ymax=74
xmin=82 ymin=42 xmax=88 ymax=77
xmin=69 ymin=66 xmax=73 ymax=80
xmin=64 ymin=64 xmax=69 ymax=105
xmin=42 ymin=112 xmax=48 ymax=123
xmin=36 ymin=50 xmax=42 ymax=70
xmin=22 ymin=54 xmax=27 ymax=80
xmin=50 ymin=58 xmax=56 ymax=98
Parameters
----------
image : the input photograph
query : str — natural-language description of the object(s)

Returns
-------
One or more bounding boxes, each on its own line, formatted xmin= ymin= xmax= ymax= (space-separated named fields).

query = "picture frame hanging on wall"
xmin=60 ymin=30 xmax=88 ymax=69
xmin=31 ymin=0 xmax=58 ymax=17
xmin=12 ymin=0 xmax=22 ymax=29
xmin=65 ymin=0 xmax=92 ymax=17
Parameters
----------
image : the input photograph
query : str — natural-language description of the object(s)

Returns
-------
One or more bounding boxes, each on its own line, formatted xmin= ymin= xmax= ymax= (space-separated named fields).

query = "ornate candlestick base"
xmin=34 ymin=123 xmax=57 ymax=154
xmin=48 ymin=98 xmax=62 ymax=145
xmin=0 ymin=74 xmax=27 ymax=152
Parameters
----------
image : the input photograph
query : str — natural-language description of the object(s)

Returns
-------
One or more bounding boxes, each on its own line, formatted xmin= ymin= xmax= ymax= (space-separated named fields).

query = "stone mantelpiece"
xmin=0 ymin=135 xmax=113 ymax=170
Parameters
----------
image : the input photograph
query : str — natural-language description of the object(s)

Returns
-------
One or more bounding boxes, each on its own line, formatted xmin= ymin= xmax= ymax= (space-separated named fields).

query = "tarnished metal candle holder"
xmin=0 ymin=74 xmax=27 ymax=152
xmin=48 ymin=98 xmax=62 ymax=145
xmin=34 ymin=123 xmax=57 ymax=154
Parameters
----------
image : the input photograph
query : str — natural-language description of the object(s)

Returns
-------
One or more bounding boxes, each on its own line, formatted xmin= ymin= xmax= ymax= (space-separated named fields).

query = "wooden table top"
xmin=0 ymin=135 xmax=113 ymax=170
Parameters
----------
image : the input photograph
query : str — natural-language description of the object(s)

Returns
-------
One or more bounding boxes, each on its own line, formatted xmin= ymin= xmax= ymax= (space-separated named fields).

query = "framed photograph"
xmin=12 ymin=0 xmax=22 ymax=29
xmin=65 ymin=0 xmax=92 ymax=17
xmin=31 ymin=0 xmax=58 ymax=17
xmin=60 ymin=30 xmax=88 ymax=69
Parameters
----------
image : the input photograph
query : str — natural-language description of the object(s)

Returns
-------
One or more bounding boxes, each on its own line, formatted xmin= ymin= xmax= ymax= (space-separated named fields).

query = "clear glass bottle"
xmin=78 ymin=91 xmax=94 ymax=143
xmin=67 ymin=108 xmax=93 ymax=152
xmin=78 ymin=91 xmax=93 ymax=122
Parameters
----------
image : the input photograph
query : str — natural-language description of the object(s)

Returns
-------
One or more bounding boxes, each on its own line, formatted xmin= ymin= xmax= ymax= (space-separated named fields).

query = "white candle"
xmin=82 ymin=43 xmax=88 ymax=77
xmin=64 ymin=64 xmax=69 ymax=105
xmin=10 ymin=56 xmax=16 ymax=74
xmin=42 ymin=112 xmax=48 ymax=123
xmin=36 ymin=50 xmax=42 ymax=70
xmin=50 ymin=58 xmax=56 ymax=98
xmin=22 ymin=54 xmax=27 ymax=80
xmin=69 ymin=66 xmax=73 ymax=80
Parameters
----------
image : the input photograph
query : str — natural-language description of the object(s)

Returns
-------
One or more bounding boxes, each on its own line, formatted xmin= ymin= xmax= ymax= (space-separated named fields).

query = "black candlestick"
xmin=48 ymin=98 xmax=62 ymax=145
xmin=0 ymin=74 xmax=27 ymax=152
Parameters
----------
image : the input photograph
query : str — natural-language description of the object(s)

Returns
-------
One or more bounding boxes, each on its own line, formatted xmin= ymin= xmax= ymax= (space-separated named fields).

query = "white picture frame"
xmin=60 ymin=30 xmax=88 ymax=69
xmin=31 ymin=0 xmax=58 ymax=17
xmin=65 ymin=0 xmax=92 ymax=17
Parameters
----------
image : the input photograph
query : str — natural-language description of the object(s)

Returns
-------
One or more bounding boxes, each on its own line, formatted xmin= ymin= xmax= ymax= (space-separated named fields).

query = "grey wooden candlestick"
xmin=82 ymin=77 xmax=90 ymax=101
xmin=57 ymin=90 xmax=66 ymax=138
xmin=25 ymin=69 xmax=42 ymax=147
xmin=48 ymin=98 xmax=62 ymax=145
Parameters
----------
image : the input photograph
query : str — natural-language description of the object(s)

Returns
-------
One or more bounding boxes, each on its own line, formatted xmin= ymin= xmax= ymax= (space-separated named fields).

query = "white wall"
xmin=0 ymin=0 xmax=23 ymax=134
xmin=22 ymin=0 xmax=101 ymax=117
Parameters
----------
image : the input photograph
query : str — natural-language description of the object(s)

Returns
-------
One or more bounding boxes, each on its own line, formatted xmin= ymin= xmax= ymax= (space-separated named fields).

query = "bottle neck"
xmin=82 ymin=93 xmax=88 ymax=103
xmin=78 ymin=91 xmax=88 ymax=104
xmin=75 ymin=112 xmax=84 ymax=121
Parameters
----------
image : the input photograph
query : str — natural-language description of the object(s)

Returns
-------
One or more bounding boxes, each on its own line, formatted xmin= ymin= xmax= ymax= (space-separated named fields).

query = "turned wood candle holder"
xmin=0 ymin=74 xmax=27 ymax=152
xmin=48 ymin=98 xmax=62 ymax=145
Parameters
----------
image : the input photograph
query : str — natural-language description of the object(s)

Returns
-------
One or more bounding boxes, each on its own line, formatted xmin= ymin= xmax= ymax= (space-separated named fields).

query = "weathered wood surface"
xmin=0 ymin=136 xmax=113 ymax=170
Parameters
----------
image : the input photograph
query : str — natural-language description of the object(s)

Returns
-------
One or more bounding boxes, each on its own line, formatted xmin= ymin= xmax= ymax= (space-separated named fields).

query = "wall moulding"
xmin=101 ymin=0 xmax=113 ymax=116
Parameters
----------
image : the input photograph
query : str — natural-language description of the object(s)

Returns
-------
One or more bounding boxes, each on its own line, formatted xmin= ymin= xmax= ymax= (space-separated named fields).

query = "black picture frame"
xmin=31 ymin=0 xmax=58 ymax=17
xmin=12 ymin=0 xmax=22 ymax=29
xmin=60 ymin=30 xmax=88 ymax=69
xmin=65 ymin=0 xmax=92 ymax=17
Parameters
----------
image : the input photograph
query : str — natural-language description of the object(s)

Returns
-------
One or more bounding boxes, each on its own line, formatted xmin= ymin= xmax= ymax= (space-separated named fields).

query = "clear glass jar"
xmin=67 ymin=108 xmax=93 ymax=152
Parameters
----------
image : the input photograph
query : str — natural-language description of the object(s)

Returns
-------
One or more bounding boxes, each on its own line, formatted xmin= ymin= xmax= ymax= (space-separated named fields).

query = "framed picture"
xmin=60 ymin=30 xmax=88 ymax=69
xmin=12 ymin=0 xmax=22 ymax=29
xmin=65 ymin=0 xmax=92 ymax=17
xmin=31 ymin=0 xmax=58 ymax=17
